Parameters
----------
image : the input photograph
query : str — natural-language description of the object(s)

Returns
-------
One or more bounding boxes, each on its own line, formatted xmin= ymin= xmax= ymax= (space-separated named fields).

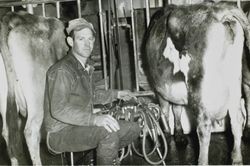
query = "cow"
xmin=0 ymin=11 xmax=68 ymax=165
xmin=143 ymin=1 xmax=250 ymax=164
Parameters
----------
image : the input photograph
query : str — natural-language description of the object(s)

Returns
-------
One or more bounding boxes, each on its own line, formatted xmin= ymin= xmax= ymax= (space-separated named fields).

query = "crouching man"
xmin=43 ymin=18 xmax=141 ymax=165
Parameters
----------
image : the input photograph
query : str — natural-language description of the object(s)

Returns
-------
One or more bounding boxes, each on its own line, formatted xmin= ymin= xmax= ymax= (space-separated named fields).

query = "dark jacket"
xmin=43 ymin=52 xmax=118 ymax=133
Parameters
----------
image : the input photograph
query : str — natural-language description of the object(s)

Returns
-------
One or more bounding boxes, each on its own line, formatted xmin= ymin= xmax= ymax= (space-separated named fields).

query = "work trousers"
xmin=47 ymin=120 xmax=141 ymax=165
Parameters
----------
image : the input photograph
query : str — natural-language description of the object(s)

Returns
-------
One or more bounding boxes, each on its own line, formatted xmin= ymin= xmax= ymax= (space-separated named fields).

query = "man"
xmin=43 ymin=18 xmax=141 ymax=165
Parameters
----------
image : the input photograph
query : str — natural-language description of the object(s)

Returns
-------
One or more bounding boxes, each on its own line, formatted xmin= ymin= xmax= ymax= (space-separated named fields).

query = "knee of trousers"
xmin=127 ymin=122 xmax=141 ymax=139
xmin=100 ymin=131 xmax=119 ymax=147
xmin=97 ymin=131 xmax=119 ymax=158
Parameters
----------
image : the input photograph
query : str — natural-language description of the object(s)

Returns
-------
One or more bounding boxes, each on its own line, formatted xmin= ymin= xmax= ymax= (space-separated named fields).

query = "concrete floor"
xmin=1 ymin=128 xmax=250 ymax=165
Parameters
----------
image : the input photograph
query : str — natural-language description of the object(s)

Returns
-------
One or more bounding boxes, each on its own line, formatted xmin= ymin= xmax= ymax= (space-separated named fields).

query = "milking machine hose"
xmin=118 ymin=103 xmax=168 ymax=165
xmin=137 ymin=106 xmax=167 ymax=165
xmin=99 ymin=100 xmax=168 ymax=165
xmin=131 ymin=110 xmax=158 ymax=157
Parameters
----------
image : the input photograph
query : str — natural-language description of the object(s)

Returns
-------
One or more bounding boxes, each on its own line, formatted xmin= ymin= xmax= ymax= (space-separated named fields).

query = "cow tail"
xmin=228 ymin=8 xmax=250 ymax=51
xmin=142 ymin=5 xmax=175 ymax=84
xmin=0 ymin=13 xmax=25 ymax=163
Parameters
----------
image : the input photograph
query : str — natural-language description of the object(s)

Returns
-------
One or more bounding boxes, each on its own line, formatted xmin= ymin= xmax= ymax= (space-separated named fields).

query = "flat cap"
xmin=66 ymin=18 xmax=96 ymax=35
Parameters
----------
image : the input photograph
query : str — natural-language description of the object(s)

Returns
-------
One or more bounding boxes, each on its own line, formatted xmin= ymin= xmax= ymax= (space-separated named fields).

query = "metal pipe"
xmin=98 ymin=0 xmax=108 ymax=90
xmin=70 ymin=152 xmax=74 ymax=166
xmin=0 ymin=0 xmax=248 ymax=8
xmin=237 ymin=0 xmax=241 ymax=9
xmin=151 ymin=0 xmax=155 ymax=8
xmin=145 ymin=0 xmax=150 ymax=27
xmin=77 ymin=0 xmax=81 ymax=18
xmin=26 ymin=4 xmax=34 ymax=14
xmin=113 ymin=0 xmax=123 ymax=89
xmin=130 ymin=0 xmax=139 ymax=91
xmin=132 ymin=90 xmax=155 ymax=97
xmin=158 ymin=0 xmax=163 ymax=7
xmin=42 ymin=3 xmax=46 ymax=17
xmin=0 ymin=0 xmax=76 ymax=7
xmin=108 ymin=0 xmax=113 ymax=89
xmin=56 ymin=1 xmax=60 ymax=18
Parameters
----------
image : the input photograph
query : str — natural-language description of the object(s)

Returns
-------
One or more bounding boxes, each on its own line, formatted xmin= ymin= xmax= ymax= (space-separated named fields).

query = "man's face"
xmin=72 ymin=28 xmax=95 ymax=58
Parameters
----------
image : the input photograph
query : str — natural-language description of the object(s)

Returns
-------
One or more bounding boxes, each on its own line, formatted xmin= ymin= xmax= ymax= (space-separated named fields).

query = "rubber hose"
xmin=142 ymin=108 xmax=168 ymax=165
xmin=132 ymin=110 xmax=158 ymax=157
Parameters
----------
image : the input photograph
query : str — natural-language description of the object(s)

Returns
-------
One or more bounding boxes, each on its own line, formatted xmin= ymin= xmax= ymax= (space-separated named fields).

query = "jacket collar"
xmin=68 ymin=50 xmax=95 ymax=73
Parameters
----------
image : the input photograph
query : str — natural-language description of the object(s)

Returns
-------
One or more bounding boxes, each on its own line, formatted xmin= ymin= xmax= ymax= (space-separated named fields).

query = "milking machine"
xmin=98 ymin=96 xmax=168 ymax=165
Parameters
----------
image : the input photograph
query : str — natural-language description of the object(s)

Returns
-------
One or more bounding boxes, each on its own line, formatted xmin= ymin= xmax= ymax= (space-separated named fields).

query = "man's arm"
xmin=94 ymin=89 xmax=136 ymax=105
xmin=47 ymin=69 xmax=96 ymax=126
xmin=93 ymin=89 xmax=118 ymax=105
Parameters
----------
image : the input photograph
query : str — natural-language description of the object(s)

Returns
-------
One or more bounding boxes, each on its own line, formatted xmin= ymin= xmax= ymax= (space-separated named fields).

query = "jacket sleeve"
xmin=47 ymin=69 xmax=96 ymax=126
xmin=93 ymin=88 xmax=118 ymax=105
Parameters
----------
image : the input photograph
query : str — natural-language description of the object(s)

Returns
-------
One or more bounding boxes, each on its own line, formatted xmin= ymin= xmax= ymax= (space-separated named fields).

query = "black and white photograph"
xmin=0 ymin=0 xmax=250 ymax=165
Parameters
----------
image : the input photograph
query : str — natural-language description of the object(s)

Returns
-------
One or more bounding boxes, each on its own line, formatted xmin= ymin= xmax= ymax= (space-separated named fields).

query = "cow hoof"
xmin=231 ymin=151 xmax=243 ymax=165
xmin=10 ymin=158 xmax=18 ymax=166
xmin=198 ymin=159 xmax=208 ymax=165
xmin=232 ymin=160 xmax=243 ymax=165
xmin=174 ymin=134 xmax=188 ymax=148
xmin=242 ymin=127 xmax=250 ymax=143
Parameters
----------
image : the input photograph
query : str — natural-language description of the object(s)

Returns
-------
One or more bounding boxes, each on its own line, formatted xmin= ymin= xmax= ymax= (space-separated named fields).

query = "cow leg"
xmin=24 ymin=106 xmax=43 ymax=165
xmin=228 ymin=100 xmax=244 ymax=165
xmin=0 ymin=59 xmax=18 ymax=165
xmin=172 ymin=104 xmax=188 ymax=147
xmin=24 ymin=118 xmax=42 ymax=165
xmin=243 ymin=83 xmax=250 ymax=141
xmin=197 ymin=112 xmax=211 ymax=165
xmin=0 ymin=105 xmax=18 ymax=165
xmin=158 ymin=95 xmax=171 ymax=137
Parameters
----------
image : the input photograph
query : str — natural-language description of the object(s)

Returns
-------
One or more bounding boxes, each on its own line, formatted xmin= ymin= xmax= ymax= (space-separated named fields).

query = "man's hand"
xmin=93 ymin=114 xmax=120 ymax=132
xmin=117 ymin=90 xmax=136 ymax=101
